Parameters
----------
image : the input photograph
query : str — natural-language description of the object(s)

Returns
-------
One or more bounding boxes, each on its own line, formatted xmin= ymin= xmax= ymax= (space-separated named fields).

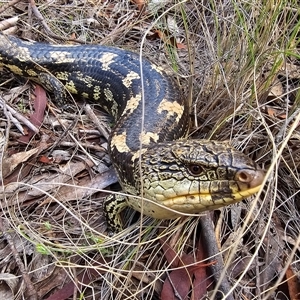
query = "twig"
xmin=0 ymin=16 xmax=19 ymax=31
xmin=200 ymin=214 xmax=234 ymax=300
xmin=0 ymin=0 xmax=22 ymax=14
xmin=0 ymin=97 xmax=39 ymax=134
xmin=85 ymin=104 xmax=110 ymax=141
xmin=59 ymin=141 xmax=106 ymax=152
xmin=275 ymin=107 xmax=300 ymax=143
xmin=165 ymin=271 xmax=184 ymax=300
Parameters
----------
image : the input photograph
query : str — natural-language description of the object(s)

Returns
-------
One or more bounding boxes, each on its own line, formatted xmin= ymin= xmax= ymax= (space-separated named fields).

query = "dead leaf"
xmin=39 ymin=155 xmax=53 ymax=164
xmin=69 ymin=32 xmax=76 ymax=40
xmin=160 ymin=239 xmax=211 ymax=299
xmin=266 ymin=107 xmax=277 ymax=117
xmin=42 ymin=258 xmax=109 ymax=300
xmin=191 ymin=239 xmax=212 ymax=299
xmin=31 ymin=85 xmax=47 ymax=127
xmin=176 ymin=42 xmax=187 ymax=50
xmin=19 ymin=84 xmax=47 ymax=144
xmin=161 ymin=268 xmax=191 ymax=300
xmin=50 ymin=150 xmax=71 ymax=163
xmin=160 ymin=239 xmax=180 ymax=267
xmin=269 ymin=82 xmax=284 ymax=98
xmin=132 ymin=0 xmax=146 ymax=11
xmin=266 ymin=107 xmax=287 ymax=119
xmin=0 ymin=273 xmax=19 ymax=300
xmin=152 ymin=30 xmax=186 ymax=49
xmin=1 ymin=148 xmax=39 ymax=179
xmin=286 ymin=263 xmax=300 ymax=300
xmin=3 ymin=135 xmax=50 ymax=185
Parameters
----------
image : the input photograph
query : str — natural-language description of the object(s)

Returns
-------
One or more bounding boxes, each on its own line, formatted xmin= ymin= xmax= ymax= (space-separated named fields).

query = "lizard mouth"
xmin=163 ymin=183 xmax=263 ymax=211
xmin=137 ymin=167 xmax=265 ymax=220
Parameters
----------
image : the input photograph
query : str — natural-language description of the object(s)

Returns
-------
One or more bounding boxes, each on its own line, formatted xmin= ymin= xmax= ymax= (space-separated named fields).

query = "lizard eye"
xmin=187 ymin=164 xmax=203 ymax=176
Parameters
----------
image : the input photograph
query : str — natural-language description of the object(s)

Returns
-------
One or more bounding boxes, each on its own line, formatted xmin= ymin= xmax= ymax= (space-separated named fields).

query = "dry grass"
xmin=0 ymin=0 xmax=299 ymax=299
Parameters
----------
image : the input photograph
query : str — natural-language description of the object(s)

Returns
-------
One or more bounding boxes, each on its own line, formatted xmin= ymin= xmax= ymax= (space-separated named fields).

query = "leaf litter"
xmin=0 ymin=1 xmax=299 ymax=299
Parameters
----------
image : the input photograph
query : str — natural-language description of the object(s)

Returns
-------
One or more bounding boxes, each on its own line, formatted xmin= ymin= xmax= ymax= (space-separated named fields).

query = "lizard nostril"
xmin=236 ymin=170 xmax=253 ymax=183
xmin=236 ymin=168 xmax=265 ymax=187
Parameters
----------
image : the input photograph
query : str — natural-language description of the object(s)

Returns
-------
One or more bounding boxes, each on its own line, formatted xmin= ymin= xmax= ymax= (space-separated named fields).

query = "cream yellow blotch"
xmin=157 ymin=99 xmax=184 ymax=122
xmin=16 ymin=47 xmax=31 ymax=61
xmin=132 ymin=149 xmax=147 ymax=161
xmin=26 ymin=69 xmax=38 ymax=77
xmin=139 ymin=131 xmax=159 ymax=145
xmin=121 ymin=94 xmax=141 ymax=116
xmin=111 ymin=132 xmax=130 ymax=153
xmin=65 ymin=80 xmax=78 ymax=94
xmin=49 ymin=51 xmax=76 ymax=63
xmin=6 ymin=64 xmax=23 ymax=76
xmin=150 ymin=63 xmax=164 ymax=75
xmin=122 ymin=71 xmax=140 ymax=88
xmin=93 ymin=85 xmax=101 ymax=100
xmin=99 ymin=53 xmax=117 ymax=71
xmin=56 ymin=72 xmax=69 ymax=81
